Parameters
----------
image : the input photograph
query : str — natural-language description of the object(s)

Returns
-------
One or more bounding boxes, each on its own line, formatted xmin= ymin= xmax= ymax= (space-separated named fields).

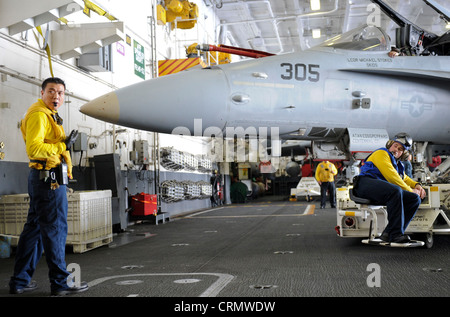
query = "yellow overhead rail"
xmin=58 ymin=0 xmax=117 ymax=24
xmin=83 ymin=0 xmax=117 ymax=21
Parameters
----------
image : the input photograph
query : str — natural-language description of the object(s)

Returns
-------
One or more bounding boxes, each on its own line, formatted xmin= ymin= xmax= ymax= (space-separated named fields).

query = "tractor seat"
xmin=349 ymin=188 xmax=379 ymax=205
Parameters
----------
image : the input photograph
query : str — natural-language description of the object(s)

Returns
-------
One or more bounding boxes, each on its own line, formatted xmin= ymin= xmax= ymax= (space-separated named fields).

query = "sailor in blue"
xmin=353 ymin=133 xmax=426 ymax=243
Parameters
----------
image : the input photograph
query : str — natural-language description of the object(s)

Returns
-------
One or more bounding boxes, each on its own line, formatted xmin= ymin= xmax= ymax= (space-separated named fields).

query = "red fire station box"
xmin=131 ymin=193 xmax=157 ymax=216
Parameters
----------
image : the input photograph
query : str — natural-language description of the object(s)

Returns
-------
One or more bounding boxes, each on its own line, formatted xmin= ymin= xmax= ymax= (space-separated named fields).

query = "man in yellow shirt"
xmin=353 ymin=133 xmax=426 ymax=244
xmin=315 ymin=161 xmax=338 ymax=209
xmin=9 ymin=78 xmax=88 ymax=296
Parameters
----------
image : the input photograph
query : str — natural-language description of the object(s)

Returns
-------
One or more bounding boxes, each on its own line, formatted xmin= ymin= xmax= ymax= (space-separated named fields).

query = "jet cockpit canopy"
xmin=319 ymin=25 xmax=390 ymax=52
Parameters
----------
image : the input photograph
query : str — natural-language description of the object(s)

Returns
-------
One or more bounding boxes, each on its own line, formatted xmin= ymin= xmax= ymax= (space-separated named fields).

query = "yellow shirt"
xmin=315 ymin=161 xmax=337 ymax=182
xmin=365 ymin=150 xmax=417 ymax=192
xmin=20 ymin=99 xmax=73 ymax=178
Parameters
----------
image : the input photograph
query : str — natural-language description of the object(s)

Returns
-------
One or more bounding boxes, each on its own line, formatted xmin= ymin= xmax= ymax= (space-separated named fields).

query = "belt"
xmin=30 ymin=159 xmax=48 ymax=170
xmin=30 ymin=160 xmax=67 ymax=190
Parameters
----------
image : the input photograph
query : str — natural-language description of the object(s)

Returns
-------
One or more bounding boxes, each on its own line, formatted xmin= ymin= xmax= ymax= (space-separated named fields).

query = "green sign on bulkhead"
xmin=134 ymin=40 xmax=145 ymax=79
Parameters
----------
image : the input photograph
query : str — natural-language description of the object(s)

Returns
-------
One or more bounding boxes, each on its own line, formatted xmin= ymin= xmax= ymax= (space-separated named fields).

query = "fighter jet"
xmin=80 ymin=0 xmax=450 ymax=164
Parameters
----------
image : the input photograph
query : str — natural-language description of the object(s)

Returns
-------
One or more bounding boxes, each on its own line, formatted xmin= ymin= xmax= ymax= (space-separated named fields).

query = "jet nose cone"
xmin=79 ymin=67 xmax=229 ymax=134
xmin=80 ymin=92 xmax=120 ymax=124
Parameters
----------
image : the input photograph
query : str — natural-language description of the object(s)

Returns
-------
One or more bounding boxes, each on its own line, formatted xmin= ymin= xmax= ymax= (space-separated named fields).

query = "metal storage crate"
xmin=0 ymin=190 xmax=112 ymax=253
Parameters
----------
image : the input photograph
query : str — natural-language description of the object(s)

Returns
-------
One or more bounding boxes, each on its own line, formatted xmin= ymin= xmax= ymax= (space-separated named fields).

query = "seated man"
xmin=353 ymin=133 xmax=426 ymax=243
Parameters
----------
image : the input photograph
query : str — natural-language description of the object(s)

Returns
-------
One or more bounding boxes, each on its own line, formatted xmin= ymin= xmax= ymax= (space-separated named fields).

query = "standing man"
xmin=315 ymin=161 xmax=338 ymax=209
xmin=9 ymin=77 xmax=88 ymax=296
xmin=353 ymin=133 xmax=426 ymax=243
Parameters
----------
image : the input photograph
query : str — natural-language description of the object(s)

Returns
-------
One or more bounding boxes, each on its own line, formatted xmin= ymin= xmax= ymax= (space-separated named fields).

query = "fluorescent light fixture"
xmin=310 ymin=0 xmax=321 ymax=11
xmin=312 ymin=28 xmax=321 ymax=38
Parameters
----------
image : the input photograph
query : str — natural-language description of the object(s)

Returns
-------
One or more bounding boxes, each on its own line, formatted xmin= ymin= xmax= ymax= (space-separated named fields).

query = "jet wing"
xmin=339 ymin=68 xmax=450 ymax=81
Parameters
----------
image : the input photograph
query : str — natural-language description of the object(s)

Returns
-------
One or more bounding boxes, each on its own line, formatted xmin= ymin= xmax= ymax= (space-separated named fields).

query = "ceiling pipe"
xmin=216 ymin=0 xmax=339 ymax=53
xmin=217 ymin=0 xmax=339 ymax=26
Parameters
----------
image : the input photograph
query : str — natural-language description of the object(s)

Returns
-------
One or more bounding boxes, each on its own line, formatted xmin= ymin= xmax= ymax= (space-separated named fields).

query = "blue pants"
xmin=9 ymin=169 xmax=70 ymax=292
xmin=354 ymin=176 xmax=421 ymax=239
xmin=320 ymin=181 xmax=336 ymax=208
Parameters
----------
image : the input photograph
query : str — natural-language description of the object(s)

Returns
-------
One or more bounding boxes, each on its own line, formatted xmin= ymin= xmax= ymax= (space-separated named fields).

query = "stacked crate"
xmin=0 ymin=190 xmax=112 ymax=253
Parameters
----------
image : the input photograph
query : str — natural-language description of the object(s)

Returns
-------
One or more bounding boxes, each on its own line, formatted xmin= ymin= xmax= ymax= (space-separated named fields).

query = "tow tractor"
xmin=335 ymin=184 xmax=450 ymax=248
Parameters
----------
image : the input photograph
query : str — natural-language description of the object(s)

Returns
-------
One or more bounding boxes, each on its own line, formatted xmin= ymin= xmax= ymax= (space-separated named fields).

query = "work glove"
xmin=65 ymin=129 xmax=79 ymax=151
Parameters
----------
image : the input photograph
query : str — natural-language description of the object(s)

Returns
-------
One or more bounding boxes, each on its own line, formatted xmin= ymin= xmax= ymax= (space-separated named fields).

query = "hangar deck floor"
xmin=1 ymin=196 xmax=449 ymax=303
